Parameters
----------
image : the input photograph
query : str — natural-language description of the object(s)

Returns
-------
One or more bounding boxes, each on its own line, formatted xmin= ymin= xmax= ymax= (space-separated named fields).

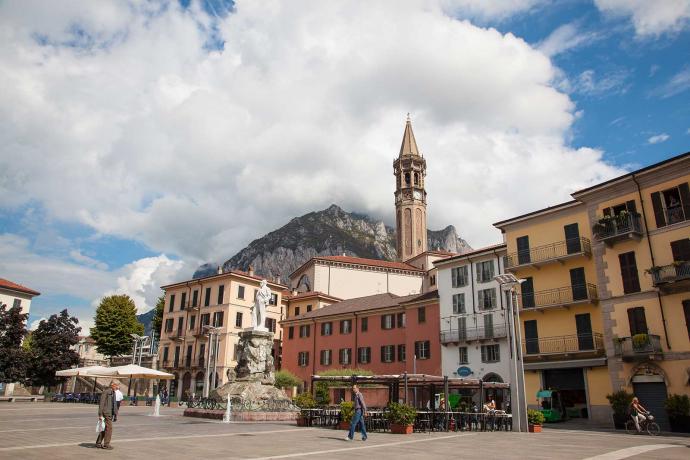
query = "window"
xmin=651 ymin=183 xmax=690 ymax=227
xmin=306 ymin=304 xmax=312 ymax=312
xmin=521 ymin=277 xmax=535 ymax=308
xmin=185 ymin=345 xmax=193 ymax=367
xmin=619 ymin=252 xmax=641 ymax=294
xmin=165 ymin=318 xmax=174 ymax=332
xmin=397 ymin=344 xmax=406 ymax=362
xmin=288 ymin=326 xmax=294 ymax=339
xmin=340 ymin=319 xmax=352 ymax=334
xmin=476 ymin=260 xmax=495 ymax=283
xmin=320 ymin=349 xmax=332 ymax=365
xmin=295 ymin=306 xmax=300 ymax=316
xmin=357 ymin=347 xmax=371 ymax=364
xmin=201 ymin=313 xmax=210 ymax=327
xmin=169 ymin=294 xmax=175 ymax=313
xmin=12 ymin=298 xmax=21 ymax=309
xmin=339 ymin=348 xmax=352 ymax=365
xmin=269 ymin=293 xmax=278 ymax=306
xmin=451 ymin=266 xmax=468 ymax=288
xmin=418 ymin=307 xmax=426 ymax=324
xmin=415 ymin=341 xmax=430 ymax=359
xmin=458 ymin=347 xmax=468 ymax=364
xmin=484 ymin=314 xmax=494 ymax=338
xmin=671 ymin=239 xmax=690 ymax=262
xmin=265 ymin=318 xmax=277 ymax=332
xmin=321 ymin=322 xmax=333 ymax=336
xmin=361 ymin=317 xmax=368 ymax=332
xmin=481 ymin=344 xmax=500 ymax=363
xmin=380 ymin=345 xmax=395 ymax=363
xmin=478 ymin=288 xmax=497 ymax=310
xmin=683 ymin=300 xmax=690 ymax=341
xmin=162 ymin=346 xmax=169 ymax=362
xmin=213 ymin=311 xmax=224 ymax=327
xmin=524 ymin=320 xmax=539 ymax=354
xmin=177 ymin=317 xmax=184 ymax=334
xmin=627 ymin=307 xmax=648 ymax=335
xmin=192 ymin=290 xmax=199 ymax=308
xmin=452 ymin=293 xmax=465 ymax=314
xmin=298 ymin=351 xmax=309 ymax=367
xmin=204 ymin=287 xmax=211 ymax=307
xmin=517 ymin=236 xmax=530 ymax=265
xmin=238 ymin=285 xmax=245 ymax=299
xmin=235 ymin=312 xmax=243 ymax=328
xmin=217 ymin=285 xmax=225 ymax=305
xmin=189 ymin=315 xmax=196 ymax=330
xmin=334 ymin=388 xmax=346 ymax=403
xmin=199 ymin=344 xmax=206 ymax=363
xmin=299 ymin=324 xmax=310 ymax=338
xmin=381 ymin=314 xmax=394 ymax=330
xmin=429 ymin=275 xmax=436 ymax=286
xmin=397 ymin=312 xmax=406 ymax=328
xmin=180 ymin=292 xmax=187 ymax=310
xmin=173 ymin=346 xmax=180 ymax=367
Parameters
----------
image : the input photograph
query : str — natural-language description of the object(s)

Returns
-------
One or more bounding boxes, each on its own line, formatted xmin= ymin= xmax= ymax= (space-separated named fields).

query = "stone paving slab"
xmin=1 ymin=404 xmax=689 ymax=459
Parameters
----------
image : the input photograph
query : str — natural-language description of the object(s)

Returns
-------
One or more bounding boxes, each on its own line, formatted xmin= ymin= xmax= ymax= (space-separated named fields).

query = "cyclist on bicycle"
xmin=630 ymin=397 xmax=649 ymax=433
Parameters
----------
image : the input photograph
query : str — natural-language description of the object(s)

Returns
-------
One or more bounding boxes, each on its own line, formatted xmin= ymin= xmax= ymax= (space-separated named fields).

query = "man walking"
xmin=96 ymin=381 xmax=119 ymax=450
xmin=345 ymin=384 xmax=367 ymax=441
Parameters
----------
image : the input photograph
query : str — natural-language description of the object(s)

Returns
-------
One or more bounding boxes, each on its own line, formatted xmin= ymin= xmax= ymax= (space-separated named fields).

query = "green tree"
xmin=91 ymin=295 xmax=144 ymax=357
xmin=274 ymin=370 xmax=303 ymax=389
xmin=28 ymin=309 xmax=81 ymax=387
xmin=0 ymin=302 xmax=30 ymax=383
xmin=151 ymin=295 xmax=164 ymax=341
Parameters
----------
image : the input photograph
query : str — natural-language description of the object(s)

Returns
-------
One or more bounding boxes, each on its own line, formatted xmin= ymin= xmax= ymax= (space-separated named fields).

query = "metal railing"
xmin=593 ymin=213 xmax=642 ymax=242
xmin=651 ymin=262 xmax=690 ymax=286
xmin=521 ymin=284 xmax=598 ymax=309
xmin=523 ymin=333 xmax=604 ymax=356
xmin=615 ymin=335 xmax=663 ymax=360
xmin=506 ymin=237 xmax=591 ymax=268
xmin=440 ymin=325 xmax=508 ymax=343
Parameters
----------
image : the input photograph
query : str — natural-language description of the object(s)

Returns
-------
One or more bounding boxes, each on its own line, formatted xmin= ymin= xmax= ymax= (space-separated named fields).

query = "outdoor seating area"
xmin=302 ymin=373 xmax=512 ymax=433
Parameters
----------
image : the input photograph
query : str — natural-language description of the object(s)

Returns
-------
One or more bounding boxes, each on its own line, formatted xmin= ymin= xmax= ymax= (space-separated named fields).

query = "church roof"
xmin=289 ymin=255 xmax=424 ymax=279
xmin=399 ymin=115 xmax=420 ymax=157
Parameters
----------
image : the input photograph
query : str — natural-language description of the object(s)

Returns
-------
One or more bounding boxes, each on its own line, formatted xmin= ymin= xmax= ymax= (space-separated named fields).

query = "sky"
xmin=1 ymin=0 xmax=689 ymax=331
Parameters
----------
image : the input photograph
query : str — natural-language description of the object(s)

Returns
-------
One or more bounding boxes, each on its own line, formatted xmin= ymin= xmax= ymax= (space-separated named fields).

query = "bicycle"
xmin=625 ymin=413 xmax=660 ymax=436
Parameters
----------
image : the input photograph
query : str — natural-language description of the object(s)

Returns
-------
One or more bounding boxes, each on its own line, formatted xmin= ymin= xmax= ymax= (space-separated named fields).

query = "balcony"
xmin=615 ymin=335 xmax=663 ymax=362
xmin=593 ymin=213 xmax=643 ymax=245
xmin=506 ymin=237 xmax=591 ymax=270
xmin=171 ymin=331 xmax=186 ymax=341
xmin=651 ymin=262 xmax=690 ymax=294
xmin=523 ymin=333 xmax=604 ymax=362
xmin=441 ymin=324 xmax=508 ymax=344
xmin=521 ymin=284 xmax=598 ymax=311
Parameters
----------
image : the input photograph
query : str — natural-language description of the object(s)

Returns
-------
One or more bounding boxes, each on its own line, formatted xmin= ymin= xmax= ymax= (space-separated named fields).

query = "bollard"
xmin=223 ymin=394 xmax=232 ymax=423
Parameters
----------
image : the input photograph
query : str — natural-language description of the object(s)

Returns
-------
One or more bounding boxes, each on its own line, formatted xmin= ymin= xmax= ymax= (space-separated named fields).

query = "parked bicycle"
xmin=625 ymin=412 xmax=660 ymax=436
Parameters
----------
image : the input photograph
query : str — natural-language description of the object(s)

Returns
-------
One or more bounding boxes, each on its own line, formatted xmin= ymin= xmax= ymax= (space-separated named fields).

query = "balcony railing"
xmin=615 ymin=335 xmax=663 ymax=361
xmin=521 ymin=283 xmax=598 ymax=310
xmin=506 ymin=237 xmax=591 ymax=269
xmin=651 ymin=262 xmax=690 ymax=293
xmin=523 ymin=333 xmax=604 ymax=358
xmin=160 ymin=360 xmax=172 ymax=368
xmin=440 ymin=325 xmax=508 ymax=344
xmin=593 ymin=213 xmax=643 ymax=244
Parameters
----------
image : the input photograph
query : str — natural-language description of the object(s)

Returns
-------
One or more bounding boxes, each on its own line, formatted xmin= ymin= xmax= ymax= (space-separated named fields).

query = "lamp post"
xmin=495 ymin=273 xmax=528 ymax=433
xmin=202 ymin=326 xmax=222 ymax=398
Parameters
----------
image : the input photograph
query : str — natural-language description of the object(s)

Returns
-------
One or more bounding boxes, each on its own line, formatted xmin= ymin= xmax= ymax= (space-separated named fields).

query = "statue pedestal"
xmin=234 ymin=329 xmax=275 ymax=384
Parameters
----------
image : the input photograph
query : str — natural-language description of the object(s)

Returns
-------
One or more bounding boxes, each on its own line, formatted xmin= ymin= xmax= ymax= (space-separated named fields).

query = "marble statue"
xmin=251 ymin=279 xmax=271 ymax=331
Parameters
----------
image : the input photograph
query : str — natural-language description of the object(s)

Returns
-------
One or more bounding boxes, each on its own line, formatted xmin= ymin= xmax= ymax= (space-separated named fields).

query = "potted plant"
xmin=386 ymin=402 xmax=417 ymax=434
xmin=606 ymin=390 xmax=633 ymax=429
xmin=339 ymin=401 xmax=354 ymax=430
xmin=632 ymin=333 xmax=650 ymax=350
xmin=527 ymin=409 xmax=545 ymax=432
xmin=665 ymin=394 xmax=690 ymax=433
xmin=293 ymin=392 xmax=316 ymax=426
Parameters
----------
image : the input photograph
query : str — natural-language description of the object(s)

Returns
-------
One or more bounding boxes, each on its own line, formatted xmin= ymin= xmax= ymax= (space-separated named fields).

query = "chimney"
xmin=217 ymin=265 xmax=223 ymax=275
xmin=248 ymin=266 xmax=254 ymax=276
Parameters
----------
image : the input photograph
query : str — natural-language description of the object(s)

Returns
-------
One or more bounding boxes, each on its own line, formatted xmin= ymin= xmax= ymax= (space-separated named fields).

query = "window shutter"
xmin=625 ymin=200 xmax=637 ymax=214
xmin=306 ymin=325 xmax=310 ymax=337
xmin=452 ymin=268 xmax=457 ymax=288
xmin=603 ymin=207 xmax=611 ymax=216
xmin=339 ymin=321 xmax=344 ymax=334
xmin=619 ymin=252 xmax=641 ymax=294
xmin=425 ymin=341 xmax=431 ymax=359
xmin=380 ymin=346 xmax=386 ymax=362
xmin=679 ymin=183 xmax=690 ymax=222
xmin=414 ymin=341 xmax=420 ymax=359
xmin=381 ymin=315 xmax=386 ymax=329
xmin=478 ymin=290 xmax=484 ymax=308
xmin=671 ymin=239 xmax=690 ymax=262
xmin=651 ymin=191 xmax=667 ymax=228
xmin=490 ymin=289 xmax=496 ymax=308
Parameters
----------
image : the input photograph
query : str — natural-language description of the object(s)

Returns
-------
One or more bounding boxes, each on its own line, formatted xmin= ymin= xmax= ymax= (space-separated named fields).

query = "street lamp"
xmin=202 ymin=325 xmax=222 ymax=398
xmin=131 ymin=334 xmax=150 ymax=365
xmin=495 ymin=273 xmax=528 ymax=433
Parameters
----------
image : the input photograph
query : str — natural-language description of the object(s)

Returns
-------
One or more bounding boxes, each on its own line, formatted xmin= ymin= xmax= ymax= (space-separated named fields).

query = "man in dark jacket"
xmin=345 ymin=384 xmax=367 ymax=441
xmin=96 ymin=381 xmax=119 ymax=450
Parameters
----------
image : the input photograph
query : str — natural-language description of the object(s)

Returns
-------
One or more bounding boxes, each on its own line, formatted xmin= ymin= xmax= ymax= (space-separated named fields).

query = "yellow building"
xmin=495 ymin=201 xmax=612 ymax=425
xmin=572 ymin=151 xmax=690 ymax=431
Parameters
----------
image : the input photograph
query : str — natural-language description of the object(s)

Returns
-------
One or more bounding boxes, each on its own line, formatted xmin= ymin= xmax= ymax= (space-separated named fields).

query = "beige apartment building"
xmin=159 ymin=269 xmax=287 ymax=399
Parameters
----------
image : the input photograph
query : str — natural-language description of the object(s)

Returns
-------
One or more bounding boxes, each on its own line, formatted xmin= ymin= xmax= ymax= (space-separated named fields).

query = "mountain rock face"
xmin=193 ymin=204 xmax=472 ymax=283
xmin=136 ymin=309 xmax=155 ymax=337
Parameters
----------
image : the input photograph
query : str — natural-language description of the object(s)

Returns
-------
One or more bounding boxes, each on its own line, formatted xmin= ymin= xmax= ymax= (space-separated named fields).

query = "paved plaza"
xmin=1 ymin=403 xmax=689 ymax=459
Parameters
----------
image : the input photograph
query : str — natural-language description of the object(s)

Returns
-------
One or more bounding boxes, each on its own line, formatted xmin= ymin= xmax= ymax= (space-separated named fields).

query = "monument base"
xmin=184 ymin=408 xmax=298 ymax=422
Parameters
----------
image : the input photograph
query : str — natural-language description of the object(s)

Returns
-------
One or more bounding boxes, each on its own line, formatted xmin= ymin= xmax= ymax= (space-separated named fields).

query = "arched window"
xmin=414 ymin=172 xmax=419 ymax=185
xmin=404 ymin=172 xmax=411 ymax=185
xmin=482 ymin=373 xmax=503 ymax=383
xmin=296 ymin=274 xmax=311 ymax=292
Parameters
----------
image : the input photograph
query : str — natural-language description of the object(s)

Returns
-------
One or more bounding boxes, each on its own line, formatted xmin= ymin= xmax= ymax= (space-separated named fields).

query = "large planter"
xmin=391 ymin=423 xmax=414 ymax=434
xmin=528 ymin=424 xmax=542 ymax=433
xmin=612 ymin=413 xmax=627 ymax=430
xmin=296 ymin=416 xmax=310 ymax=427
xmin=670 ymin=415 xmax=690 ymax=433
xmin=338 ymin=420 xmax=351 ymax=430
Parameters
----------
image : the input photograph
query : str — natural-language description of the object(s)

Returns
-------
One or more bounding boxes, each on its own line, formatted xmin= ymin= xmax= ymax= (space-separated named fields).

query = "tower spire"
xmin=399 ymin=115 xmax=420 ymax=157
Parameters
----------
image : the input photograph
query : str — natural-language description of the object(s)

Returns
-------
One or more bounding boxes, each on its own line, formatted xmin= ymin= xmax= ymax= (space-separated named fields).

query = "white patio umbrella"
xmin=88 ymin=364 xmax=174 ymax=380
xmin=55 ymin=365 xmax=111 ymax=377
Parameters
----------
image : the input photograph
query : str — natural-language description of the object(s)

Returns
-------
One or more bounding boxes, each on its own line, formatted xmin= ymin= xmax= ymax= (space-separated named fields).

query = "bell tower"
xmin=394 ymin=115 xmax=427 ymax=261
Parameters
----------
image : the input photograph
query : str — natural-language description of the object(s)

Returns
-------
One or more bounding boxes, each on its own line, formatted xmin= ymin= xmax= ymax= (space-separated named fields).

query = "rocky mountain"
xmin=136 ymin=309 xmax=155 ymax=337
xmin=193 ymin=204 xmax=472 ymax=283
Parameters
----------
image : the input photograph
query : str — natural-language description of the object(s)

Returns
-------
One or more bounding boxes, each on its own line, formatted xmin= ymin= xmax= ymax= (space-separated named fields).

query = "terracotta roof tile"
xmin=284 ymin=291 xmax=342 ymax=302
xmin=0 ymin=278 xmax=40 ymax=296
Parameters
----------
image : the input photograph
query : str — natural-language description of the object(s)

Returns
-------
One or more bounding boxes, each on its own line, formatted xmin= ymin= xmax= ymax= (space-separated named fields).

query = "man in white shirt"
xmin=114 ymin=387 xmax=124 ymax=421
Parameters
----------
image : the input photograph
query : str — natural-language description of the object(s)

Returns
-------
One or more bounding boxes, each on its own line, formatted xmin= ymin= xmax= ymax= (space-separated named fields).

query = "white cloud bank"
xmin=0 ymin=0 xmax=625 ymax=323
xmin=648 ymin=133 xmax=670 ymax=144
xmin=595 ymin=0 xmax=690 ymax=37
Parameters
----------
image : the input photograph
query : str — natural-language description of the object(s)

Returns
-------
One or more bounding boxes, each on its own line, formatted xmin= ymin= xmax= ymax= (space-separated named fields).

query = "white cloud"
xmin=651 ymin=66 xmax=690 ymax=98
xmin=561 ymin=69 xmax=631 ymax=96
xmin=440 ymin=0 xmax=546 ymax=21
xmin=537 ymin=22 xmax=600 ymax=57
xmin=595 ymin=0 xmax=690 ymax=37
xmin=0 ymin=0 xmax=625 ymax=295
xmin=69 ymin=249 xmax=108 ymax=270
xmin=648 ymin=133 xmax=670 ymax=144
xmin=29 ymin=318 xmax=46 ymax=331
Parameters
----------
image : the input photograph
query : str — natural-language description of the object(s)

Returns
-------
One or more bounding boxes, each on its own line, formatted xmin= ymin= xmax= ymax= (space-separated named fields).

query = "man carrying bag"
xmin=96 ymin=381 xmax=119 ymax=450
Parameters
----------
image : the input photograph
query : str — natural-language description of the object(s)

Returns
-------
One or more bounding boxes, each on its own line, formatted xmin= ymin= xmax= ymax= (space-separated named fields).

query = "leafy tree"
xmin=28 ymin=309 xmax=81 ymax=387
xmin=0 ymin=302 xmax=30 ymax=383
xmin=151 ymin=295 xmax=164 ymax=341
xmin=91 ymin=295 xmax=144 ymax=357
xmin=274 ymin=370 xmax=303 ymax=389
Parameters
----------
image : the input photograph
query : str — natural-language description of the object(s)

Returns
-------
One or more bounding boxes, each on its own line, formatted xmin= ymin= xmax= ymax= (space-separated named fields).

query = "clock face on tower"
xmin=413 ymin=190 xmax=422 ymax=200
